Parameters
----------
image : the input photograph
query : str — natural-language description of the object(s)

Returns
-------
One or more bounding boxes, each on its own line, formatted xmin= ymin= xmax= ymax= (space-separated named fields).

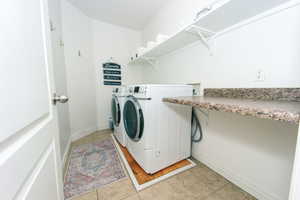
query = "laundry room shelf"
xmin=163 ymin=88 xmax=300 ymax=124
xmin=129 ymin=0 xmax=300 ymax=66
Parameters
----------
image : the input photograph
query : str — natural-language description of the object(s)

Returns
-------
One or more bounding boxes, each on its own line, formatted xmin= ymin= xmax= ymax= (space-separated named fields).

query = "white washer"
xmin=111 ymin=86 xmax=127 ymax=146
xmin=123 ymin=84 xmax=193 ymax=174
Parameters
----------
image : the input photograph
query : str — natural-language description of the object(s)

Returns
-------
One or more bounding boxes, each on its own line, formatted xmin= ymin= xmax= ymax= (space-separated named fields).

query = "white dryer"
xmin=111 ymin=86 xmax=127 ymax=146
xmin=123 ymin=84 xmax=192 ymax=174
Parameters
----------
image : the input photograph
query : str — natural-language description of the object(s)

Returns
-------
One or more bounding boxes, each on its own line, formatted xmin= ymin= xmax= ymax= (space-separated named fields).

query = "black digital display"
xmin=134 ymin=86 xmax=140 ymax=93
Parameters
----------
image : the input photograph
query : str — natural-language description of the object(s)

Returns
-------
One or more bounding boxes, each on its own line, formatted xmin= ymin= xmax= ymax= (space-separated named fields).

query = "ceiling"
xmin=67 ymin=0 xmax=170 ymax=30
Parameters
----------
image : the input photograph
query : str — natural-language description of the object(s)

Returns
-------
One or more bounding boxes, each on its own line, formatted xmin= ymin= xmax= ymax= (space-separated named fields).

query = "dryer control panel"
xmin=127 ymin=85 xmax=149 ymax=98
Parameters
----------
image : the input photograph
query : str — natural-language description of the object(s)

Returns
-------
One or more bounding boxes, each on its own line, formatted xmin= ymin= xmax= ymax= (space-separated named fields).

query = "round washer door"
xmin=123 ymin=96 xmax=144 ymax=142
xmin=111 ymin=95 xmax=121 ymax=127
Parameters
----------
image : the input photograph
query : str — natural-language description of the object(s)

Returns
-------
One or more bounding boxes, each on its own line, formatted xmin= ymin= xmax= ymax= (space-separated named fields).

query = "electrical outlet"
xmin=188 ymin=83 xmax=202 ymax=96
xmin=255 ymin=69 xmax=265 ymax=82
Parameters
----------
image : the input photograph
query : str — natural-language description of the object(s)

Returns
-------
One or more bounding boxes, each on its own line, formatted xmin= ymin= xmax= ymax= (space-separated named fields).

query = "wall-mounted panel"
xmin=102 ymin=62 xmax=122 ymax=86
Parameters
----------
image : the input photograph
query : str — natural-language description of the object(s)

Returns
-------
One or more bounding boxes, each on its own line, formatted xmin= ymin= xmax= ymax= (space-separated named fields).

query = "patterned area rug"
xmin=64 ymin=137 xmax=126 ymax=199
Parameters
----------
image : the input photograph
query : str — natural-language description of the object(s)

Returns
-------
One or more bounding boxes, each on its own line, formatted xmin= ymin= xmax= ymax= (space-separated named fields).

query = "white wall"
xmin=61 ymin=0 xmax=143 ymax=138
xmin=141 ymin=1 xmax=300 ymax=200
xmin=61 ymin=0 xmax=97 ymax=139
xmin=194 ymin=111 xmax=298 ymax=200
xmin=92 ymin=20 xmax=143 ymax=130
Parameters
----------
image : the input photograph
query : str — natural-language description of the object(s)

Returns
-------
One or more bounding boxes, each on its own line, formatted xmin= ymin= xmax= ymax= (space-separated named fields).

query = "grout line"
xmin=201 ymin=183 xmax=230 ymax=200
xmin=96 ymin=190 xmax=99 ymax=200
xmin=137 ymin=193 xmax=142 ymax=200
xmin=118 ymin=193 xmax=138 ymax=200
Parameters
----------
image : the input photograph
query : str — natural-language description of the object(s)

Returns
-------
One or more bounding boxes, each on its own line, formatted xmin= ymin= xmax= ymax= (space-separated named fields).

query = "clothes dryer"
xmin=123 ymin=84 xmax=192 ymax=174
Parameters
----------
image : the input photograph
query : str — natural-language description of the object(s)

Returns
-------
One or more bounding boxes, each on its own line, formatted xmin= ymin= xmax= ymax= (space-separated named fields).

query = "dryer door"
xmin=123 ymin=96 xmax=144 ymax=142
xmin=111 ymin=94 xmax=121 ymax=127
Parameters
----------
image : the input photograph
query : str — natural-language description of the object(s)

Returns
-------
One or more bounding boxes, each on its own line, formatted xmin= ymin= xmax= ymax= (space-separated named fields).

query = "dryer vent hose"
xmin=191 ymin=107 xmax=203 ymax=143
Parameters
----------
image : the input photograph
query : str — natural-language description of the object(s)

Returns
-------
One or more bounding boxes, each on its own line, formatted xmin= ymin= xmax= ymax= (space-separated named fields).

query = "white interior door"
xmin=0 ymin=0 xmax=64 ymax=200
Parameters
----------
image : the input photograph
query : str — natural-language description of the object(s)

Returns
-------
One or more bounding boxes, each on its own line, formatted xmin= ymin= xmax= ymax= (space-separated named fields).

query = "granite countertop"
xmin=163 ymin=88 xmax=300 ymax=124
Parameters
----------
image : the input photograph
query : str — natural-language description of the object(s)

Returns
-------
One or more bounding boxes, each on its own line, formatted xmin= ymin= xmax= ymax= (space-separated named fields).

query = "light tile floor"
xmin=65 ymin=130 xmax=257 ymax=200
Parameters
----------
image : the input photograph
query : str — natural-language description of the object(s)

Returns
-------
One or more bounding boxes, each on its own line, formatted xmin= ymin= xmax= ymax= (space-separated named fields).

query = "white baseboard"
xmin=97 ymin=125 xmax=110 ymax=132
xmin=193 ymin=153 xmax=282 ymax=200
xmin=70 ymin=126 xmax=99 ymax=142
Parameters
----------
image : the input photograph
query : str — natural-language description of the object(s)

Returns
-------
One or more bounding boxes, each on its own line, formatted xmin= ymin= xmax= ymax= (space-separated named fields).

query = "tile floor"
xmin=65 ymin=130 xmax=256 ymax=200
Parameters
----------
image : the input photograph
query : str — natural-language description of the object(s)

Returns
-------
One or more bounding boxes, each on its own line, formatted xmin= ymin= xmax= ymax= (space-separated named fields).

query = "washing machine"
xmin=111 ymin=86 xmax=127 ymax=146
xmin=123 ymin=84 xmax=193 ymax=174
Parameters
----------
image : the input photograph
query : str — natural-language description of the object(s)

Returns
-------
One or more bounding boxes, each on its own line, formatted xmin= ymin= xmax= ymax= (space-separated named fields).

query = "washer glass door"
xmin=123 ymin=96 xmax=144 ymax=142
xmin=111 ymin=95 xmax=121 ymax=127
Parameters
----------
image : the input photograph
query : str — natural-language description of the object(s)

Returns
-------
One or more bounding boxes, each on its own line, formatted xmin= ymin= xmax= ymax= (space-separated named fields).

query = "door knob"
xmin=53 ymin=93 xmax=69 ymax=105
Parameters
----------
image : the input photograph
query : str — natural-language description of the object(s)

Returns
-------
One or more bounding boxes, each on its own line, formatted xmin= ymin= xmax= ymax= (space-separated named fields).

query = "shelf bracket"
xmin=186 ymin=25 xmax=216 ymax=55
xmin=196 ymin=30 xmax=211 ymax=51
xmin=142 ymin=57 xmax=157 ymax=66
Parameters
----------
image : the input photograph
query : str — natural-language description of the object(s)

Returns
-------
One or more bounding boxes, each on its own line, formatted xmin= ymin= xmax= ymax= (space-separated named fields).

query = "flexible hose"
xmin=191 ymin=107 xmax=203 ymax=143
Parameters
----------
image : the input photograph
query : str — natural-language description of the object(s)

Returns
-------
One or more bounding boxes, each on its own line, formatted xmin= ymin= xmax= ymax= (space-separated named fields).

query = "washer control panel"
xmin=112 ymin=87 xmax=119 ymax=94
xmin=134 ymin=86 xmax=147 ymax=94
xmin=127 ymin=86 xmax=134 ymax=94
xmin=113 ymin=86 xmax=127 ymax=96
